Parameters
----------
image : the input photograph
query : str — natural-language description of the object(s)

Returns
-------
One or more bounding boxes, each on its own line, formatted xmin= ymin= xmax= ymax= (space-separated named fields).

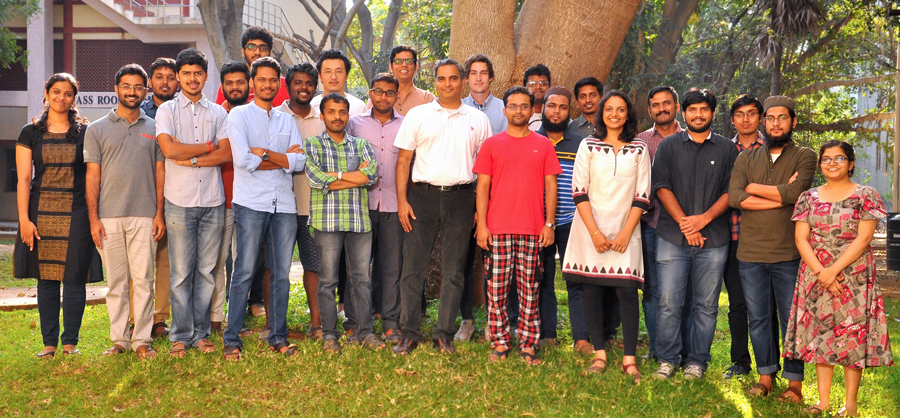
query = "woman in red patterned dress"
xmin=785 ymin=140 xmax=893 ymax=417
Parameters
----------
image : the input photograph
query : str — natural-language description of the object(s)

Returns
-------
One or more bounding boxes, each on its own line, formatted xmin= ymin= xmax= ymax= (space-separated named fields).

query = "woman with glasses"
xmin=15 ymin=73 xmax=102 ymax=358
xmin=562 ymin=90 xmax=650 ymax=383
xmin=786 ymin=140 xmax=893 ymax=416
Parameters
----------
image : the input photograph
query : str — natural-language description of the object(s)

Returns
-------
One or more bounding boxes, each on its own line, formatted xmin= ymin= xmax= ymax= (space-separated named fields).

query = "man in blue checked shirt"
xmin=222 ymin=57 xmax=306 ymax=360
xmin=305 ymin=93 xmax=383 ymax=354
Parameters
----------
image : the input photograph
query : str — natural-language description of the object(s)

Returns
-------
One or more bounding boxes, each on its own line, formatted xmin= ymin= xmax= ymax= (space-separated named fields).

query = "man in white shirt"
xmin=310 ymin=49 xmax=367 ymax=116
xmin=393 ymin=59 xmax=492 ymax=355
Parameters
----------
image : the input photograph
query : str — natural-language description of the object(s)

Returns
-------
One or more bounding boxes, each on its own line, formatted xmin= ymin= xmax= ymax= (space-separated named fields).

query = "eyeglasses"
xmin=765 ymin=114 xmax=790 ymax=123
xmin=527 ymin=80 xmax=549 ymax=87
xmin=393 ymin=58 xmax=415 ymax=65
xmin=244 ymin=44 xmax=271 ymax=52
xmin=505 ymin=104 xmax=532 ymax=111
xmin=820 ymin=156 xmax=848 ymax=165
xmin=118 ymin=85 xmax=147 ymax=92
xmin=370 ymin=88 xmax=398 ymax=97
xmin=734 ymin=111 xmax=758 ymax=120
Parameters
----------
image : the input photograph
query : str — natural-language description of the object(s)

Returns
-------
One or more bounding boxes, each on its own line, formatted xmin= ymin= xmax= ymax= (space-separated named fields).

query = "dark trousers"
xmin=460 ymin=234 xmax=480 ymax=320
xmin=399 ymin=184 xmax=475 ymax=341
xmin=584 ymin=284 xmax=639 ymax=356
xmin=369 ymin=210 xmax=404 ymax=330
xmin=37 ymin=279 xmax=87 ymax=347
xmin=723 ymin=240 xmax=752 ymax=368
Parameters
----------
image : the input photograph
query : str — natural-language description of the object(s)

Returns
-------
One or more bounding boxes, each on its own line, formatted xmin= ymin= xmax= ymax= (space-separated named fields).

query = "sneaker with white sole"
xmin=454 ymin=319 xmax=475 ymax=341
xmin=683 ymin=364 xmax=705 ymax=380
xmin=656 ymin=362 xmax=677 ymax=380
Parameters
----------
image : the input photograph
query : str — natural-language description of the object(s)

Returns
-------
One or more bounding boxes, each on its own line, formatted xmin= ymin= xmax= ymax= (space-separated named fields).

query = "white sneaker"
xmin=656 ymin=362 xmax=677 ymax=380
xmin=454 ymin=320 xmax=475 ymax=341
xmin=684 ymin=364 xmax=705 ymax=380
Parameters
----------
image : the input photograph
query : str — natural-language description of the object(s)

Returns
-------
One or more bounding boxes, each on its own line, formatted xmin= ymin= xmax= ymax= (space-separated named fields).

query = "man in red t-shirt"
xmin=473 ymin=86 xmax=562 ymax=365
xmin=215 ymin=26 xmax=289 ymax=108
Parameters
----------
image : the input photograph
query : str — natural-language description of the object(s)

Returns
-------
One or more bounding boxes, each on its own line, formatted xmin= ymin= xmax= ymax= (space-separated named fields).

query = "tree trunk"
xmin=449 ymin=0 xmax=641 ymax=97
xmin=198 ymin=0 xmax=245 ymax=69
xmin=770 ymin=40 xmax=784 ymax=96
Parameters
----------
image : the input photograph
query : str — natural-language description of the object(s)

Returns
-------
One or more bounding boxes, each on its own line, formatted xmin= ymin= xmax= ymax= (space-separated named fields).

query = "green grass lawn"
xmin=1 ymin=276 xmax=898 ymax=417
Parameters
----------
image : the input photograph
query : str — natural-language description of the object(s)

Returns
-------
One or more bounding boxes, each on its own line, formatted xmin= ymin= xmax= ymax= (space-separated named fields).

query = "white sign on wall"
xmin=75 ymin=92 xmax=120 ymax=108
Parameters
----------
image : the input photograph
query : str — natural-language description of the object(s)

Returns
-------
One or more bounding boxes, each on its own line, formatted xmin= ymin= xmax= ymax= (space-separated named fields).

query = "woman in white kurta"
xmin=562 ymin=90 xmax=651 ymax=383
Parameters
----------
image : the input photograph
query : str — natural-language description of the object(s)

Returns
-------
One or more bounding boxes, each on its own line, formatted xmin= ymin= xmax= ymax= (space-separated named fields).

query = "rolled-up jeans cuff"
xmin=269 ymin=336 xmax=287 ymax=346
xmin=756 ymin=364 xmax=781 ymax=376
xmin=782 ymin=370 xmax=804 ymax=382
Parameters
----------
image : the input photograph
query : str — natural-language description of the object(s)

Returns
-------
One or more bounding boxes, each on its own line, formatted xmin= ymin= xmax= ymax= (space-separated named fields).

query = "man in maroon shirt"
xmin=215 ymin=26 xmax=289 ymax=108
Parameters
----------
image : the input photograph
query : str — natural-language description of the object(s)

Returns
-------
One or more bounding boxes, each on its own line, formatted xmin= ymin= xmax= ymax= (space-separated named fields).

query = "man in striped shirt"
xmin=305 ymin=93 xmax=382 ymax=353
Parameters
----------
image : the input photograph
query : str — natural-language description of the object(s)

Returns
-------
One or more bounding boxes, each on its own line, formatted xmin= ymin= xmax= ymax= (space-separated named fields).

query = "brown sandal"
xmin=196 ymin=339 xmax=216 ymax=354
xmin=586 ymin=358 xmax=607 ymax=374
xmin=622 ymin=362 xmax=641 ymax=384
xmin=102 ymin=344 xmax=126 ymax=356
xmin=779 ymin=386 xmax=803 ymax=404
xmin=746 ymin=382 xmax=772 ymax=397
xmin=270 ymin=341 xmax=297 ymax=356
xmin=223 ymin=345 xmax=242 ymax=361
xmin=168 ymin=342 xmax=188 ymax=358
xmin=135 ymin=345 xmax=157 ymax=360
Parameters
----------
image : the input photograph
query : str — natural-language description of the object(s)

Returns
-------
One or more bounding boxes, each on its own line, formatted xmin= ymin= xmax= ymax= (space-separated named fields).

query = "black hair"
xmin=316 ymin=49 xmax=352 ymax=74
xmin=647 ymin=85 xmax=679 ymax=107
xmin=219 ymin=61 xmax=250 ymax=84
xmin=523 ymin=63 xmax=551 ymax=86
xmin=764 ymin=105 xmax=797 ymax=120
xmin=371 ymin=72 xmax=399 ymax=90
xmin=285 ymin=62 xmax=318 ymax=85
xmin=319 ymin=92 xmax=350 ymax=114
xmin=241 ymin=26 xmax=273 ymax=49
xmin=573 ymin=77 xmax=603 ymax=98
xmin=681 ymin=87 xmax=717 ymax=112
xmin=250 ymin=57 xmax=281 ymax=79
xmin=148 ymin=57 xmax=176 ymax=77
xmin=729 ymin=94 xmax=763 ymax=118
xmin=593 ymin=90 xmax=639 ymax=143
xmin=389 ymin=45 xmax=418 ymax=64
xmin=115 ymin=63 xmax=148 ymax=86
xmin=463 ymin=53 xmax=494 ymax=79
xmin=502 ymin=85 xmax=534 ymax=107
xmin=33 ymin=73 xmax=88 ymax=141
xmin=175 ymin=48 xmax=208 ymax=73
xmin=818 ymin=140 xmax=856 ymax=177
xmin=433 ymin=58 xmax=464 ymax=78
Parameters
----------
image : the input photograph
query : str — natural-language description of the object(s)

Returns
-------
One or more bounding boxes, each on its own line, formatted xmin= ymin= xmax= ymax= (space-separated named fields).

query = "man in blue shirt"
xmin=223 ymin=57 xmax=306 ymax=360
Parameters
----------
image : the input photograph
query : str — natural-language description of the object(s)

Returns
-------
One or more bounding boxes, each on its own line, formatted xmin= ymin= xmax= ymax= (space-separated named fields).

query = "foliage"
xmin=0 ymin=0 xmax=41 ymax=70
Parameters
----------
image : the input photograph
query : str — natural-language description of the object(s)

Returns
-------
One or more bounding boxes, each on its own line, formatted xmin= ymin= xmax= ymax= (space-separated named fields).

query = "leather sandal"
xmin=489 ymin=346 xmax=509 ymax=362
xmin=196 ymin=339 xmax=216 ymax=354
xmin=35 ymin=350 xmax=56 ymax=359
xmin=135 ymin=345 xmax=157 ymax=360
xmin=168 ymin=342 xmax=188 ymax=358
xmin=778 ymin=386 xmax=803 ymax=404
xmin=223 ymin=345 xmax=242 ymax=361
xmin=802 ymin=405 xmax=825 ymax=415
xmin=520 ymin=350 xmax=541 ymax=366
xmin=62 ymin=349 xmax=81 ymax=356
xmin=622 ymin=362 xmax=641 ymax=384
xmin=586 ymin=358 xmax=607 ymax=374
xmin=270 ymin=341 xmax=297 ymax=356
xmin=746 ymin=382 xmax=772 ymax=397
xmin=102 ymin=344 xmax=126 ymax=356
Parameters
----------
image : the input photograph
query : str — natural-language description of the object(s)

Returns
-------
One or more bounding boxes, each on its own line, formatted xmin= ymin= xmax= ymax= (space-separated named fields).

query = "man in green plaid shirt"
xmin=304 ymin=93 xmax=384 ymax=353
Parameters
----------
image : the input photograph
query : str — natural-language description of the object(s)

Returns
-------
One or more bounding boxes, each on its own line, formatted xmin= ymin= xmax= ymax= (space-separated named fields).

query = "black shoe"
xmin=723 ymin=363 xmax=752 ymax=379
xmin=432 ymin=337 xmax=456 ymax=354
xmin=393 ymin=338 xmax=418 ymax=355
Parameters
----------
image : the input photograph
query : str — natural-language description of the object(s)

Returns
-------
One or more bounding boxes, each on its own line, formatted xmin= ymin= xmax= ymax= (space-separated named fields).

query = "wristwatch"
xmin=545 ymin=223 xmax=555 ymax=230
xmin=190 ymin=157 xmax=198 ymax=168
xmin=261 ymin=150 xmax=270 ymax=161
xmin=338 ymin=171 xmax=343 ymax=181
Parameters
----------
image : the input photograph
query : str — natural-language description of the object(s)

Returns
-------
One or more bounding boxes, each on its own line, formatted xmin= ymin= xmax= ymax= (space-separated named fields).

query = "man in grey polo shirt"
xmin=155 ymin=48 xmax=230 ymax=357
xmin=85 ymin=63 xmax=166 ymax=359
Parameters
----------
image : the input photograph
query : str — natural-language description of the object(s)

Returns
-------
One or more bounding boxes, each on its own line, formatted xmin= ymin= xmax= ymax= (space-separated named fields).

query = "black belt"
xmin=415 ymin=182 xmax=473 ymax=191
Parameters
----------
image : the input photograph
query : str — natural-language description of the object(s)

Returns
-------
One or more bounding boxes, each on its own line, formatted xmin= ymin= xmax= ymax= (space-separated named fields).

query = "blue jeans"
xmin=641 ymin=223 xmax=693 ymax=358
xmin=655 ymin=237 xmax=727 ymax=370
xmin=165 ymin=201 xmax=224 ymax=346
xmin=316 ymin=230 xmax=374 ymax=341
xmin=224 ymin=204 xmax=296 ymax=348
xmin=739 ymin=259 xmax=804 ymax=381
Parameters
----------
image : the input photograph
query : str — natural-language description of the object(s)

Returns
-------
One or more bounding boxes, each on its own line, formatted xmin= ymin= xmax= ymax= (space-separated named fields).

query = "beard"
xmin=225 ymin=89 xmax=250 ymax=107
xmin=154 ymin=91 xmax=175 ymax=102
xmin=765 ymin=129 xmax=793 ymax=148
xmin=120 ymin=95 xmax=141 ymax=110
xmin=686 ymin=119 xmax=712 ymax=134
xmin=541 ymin=113 xmax=569 ymax=133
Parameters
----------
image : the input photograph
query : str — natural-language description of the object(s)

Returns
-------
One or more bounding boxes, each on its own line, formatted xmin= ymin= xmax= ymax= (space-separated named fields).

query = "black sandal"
xmin=519 ymin=350 xmax=540 ymax=365
xmin=271 ymin=341 xmax=297 ymax=356
xmin=489 ymin=348 xmax=509 ymax=362
xmin=223 ymin=345 xmax=242 ymax=361
xmin=35 ymin=350 xmax=56 ymax=359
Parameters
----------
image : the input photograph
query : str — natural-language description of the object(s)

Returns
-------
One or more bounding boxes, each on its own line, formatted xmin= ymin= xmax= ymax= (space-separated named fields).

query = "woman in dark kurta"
xmin=15 ymin=73 xmax=102 ymax=358
xmin=786 ymin=141 xmax=892 ymax=416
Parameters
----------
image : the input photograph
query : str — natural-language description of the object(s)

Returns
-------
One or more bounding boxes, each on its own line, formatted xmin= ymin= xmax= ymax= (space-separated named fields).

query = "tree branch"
xmin=334 ymin=0 xmax=368 ymax=49
xmin=789 ymin=75 xmax=894 ymax=97
xmin=378 ymin=0 xmax=404 ymax=70
xmin=796 ymin=112 xmax=895 ymax=133
xmin=296 ymin=0 xmax=327 ymax=31
xmin=783 ymin=14 xmax=853 ymax=75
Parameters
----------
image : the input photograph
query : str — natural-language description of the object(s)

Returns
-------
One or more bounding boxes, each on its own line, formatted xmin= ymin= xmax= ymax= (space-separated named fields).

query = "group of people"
xmin=15 ymin=25 xmax=893 ymax=416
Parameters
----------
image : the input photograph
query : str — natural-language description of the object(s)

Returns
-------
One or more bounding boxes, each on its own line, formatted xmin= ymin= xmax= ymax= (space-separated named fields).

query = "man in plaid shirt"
xmin=305 ymin=93 xmax=382 ymax=353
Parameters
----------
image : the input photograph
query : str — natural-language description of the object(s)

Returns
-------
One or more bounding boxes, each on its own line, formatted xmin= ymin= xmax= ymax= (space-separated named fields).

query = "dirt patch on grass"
xmin=874 ymin=251 xmax=900 ymax=299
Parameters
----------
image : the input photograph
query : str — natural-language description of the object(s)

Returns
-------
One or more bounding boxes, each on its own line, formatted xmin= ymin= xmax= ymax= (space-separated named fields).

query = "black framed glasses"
xmin=244 ymin=44 xmax=271 ymax=53
xmin=393 ymin=58 xmax=415 ymax=65
xmin=370 ymin=88 xmax=398 ymax=97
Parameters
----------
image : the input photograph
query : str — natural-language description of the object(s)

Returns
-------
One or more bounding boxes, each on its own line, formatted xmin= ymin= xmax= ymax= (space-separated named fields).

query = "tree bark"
xmin=796 ymin=112 xmax=895 ymax=133
xmin=198 ymin=0 xmax=245 ymax=68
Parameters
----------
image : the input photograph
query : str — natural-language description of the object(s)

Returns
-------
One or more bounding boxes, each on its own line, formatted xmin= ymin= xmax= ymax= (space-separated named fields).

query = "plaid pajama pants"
xmin=484 ymin=234 xmax=542 ymax=350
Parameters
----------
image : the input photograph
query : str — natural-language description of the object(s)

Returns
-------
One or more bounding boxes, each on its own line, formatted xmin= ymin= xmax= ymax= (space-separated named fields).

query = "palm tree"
xmin=755 ymin=0 xmax=824 ymax=95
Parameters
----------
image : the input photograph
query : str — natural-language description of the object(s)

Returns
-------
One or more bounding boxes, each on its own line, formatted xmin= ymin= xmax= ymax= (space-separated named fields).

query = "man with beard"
xmin=393 ymin=59 xmax=492 ymax=355
xmin=535 ymin=86 xmax=590 ymax=352
xmin=728 ymin=96 xmax=816 ymax=401
xmin=85 ymin=63 xmax=165 ymax=359
xmin=635 ymin=85 xmax=686 ymax=362
xmin=155 ymin=48 xmax=230 ymax=357
xmin=141 ymin=57 xmax=178 ymax=119
xmin=523 ymin=64 xmax=550 ymax=131
xmin=279 ymin=62 xmax=326 ymax=340
xmin=652 ymin=88 xmax=738 ymax=380
xmin=223 ymin=57 xmax=306 ymax=360
xmin=474 ymin=86 xmax=561 ymax=365
xmin=346 ymin=73 xmax=405 ymax=344
xmin=568 ymin=77 xmax=602 ymax=138
xmin=220 ymin=61 xmax=250 ymax=112
xmin=305 ymin=93 xmax=382 ymax=353
xmin=216 ymin=26 xmax=289 ymax=108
